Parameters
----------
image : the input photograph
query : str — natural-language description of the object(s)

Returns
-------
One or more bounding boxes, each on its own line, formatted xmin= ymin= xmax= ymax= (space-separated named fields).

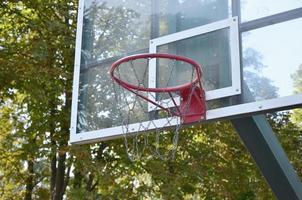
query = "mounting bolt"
xmin=236 ymin=89 xmax=239 ymax=92
xmin=258 ymin=105 xmax=262 ymax=109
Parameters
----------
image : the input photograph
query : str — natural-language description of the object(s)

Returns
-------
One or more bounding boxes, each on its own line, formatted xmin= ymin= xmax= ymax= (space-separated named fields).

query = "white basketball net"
xmin=111 ymin=55 xmax=205 ymax=161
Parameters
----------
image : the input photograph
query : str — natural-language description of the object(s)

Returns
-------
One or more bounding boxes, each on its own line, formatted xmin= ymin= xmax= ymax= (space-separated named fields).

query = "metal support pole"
xmin=231 ymin=115 xmax=302 ymax=199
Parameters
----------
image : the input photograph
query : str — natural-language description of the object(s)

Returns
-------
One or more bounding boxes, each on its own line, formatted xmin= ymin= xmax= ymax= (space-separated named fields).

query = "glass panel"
xmin=157 ymin=28 xmax=232 ymax=91
xmin=77 ymin=0 xmax=231 ymax=133
xmin=241 ymin=0 xmax=302 ymax=22
xmin=242 ymin=18 xmax=302 ymax=101
xmin=77 ymin=60 xmax=152 ymax=133
xmin=81 ymin=0 xmax=151 ymax=67
xmin=158 ymin=0 xmax=231 ymax=36
xmin=80 ymin=0 xmax=231 ymax=68
xmin=205 ymin=18 xmax=302 ymax=110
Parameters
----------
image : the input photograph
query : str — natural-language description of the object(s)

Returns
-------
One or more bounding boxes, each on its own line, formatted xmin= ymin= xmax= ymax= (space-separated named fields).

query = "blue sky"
xmin=242 ymin=0 xmax=302 ymax=97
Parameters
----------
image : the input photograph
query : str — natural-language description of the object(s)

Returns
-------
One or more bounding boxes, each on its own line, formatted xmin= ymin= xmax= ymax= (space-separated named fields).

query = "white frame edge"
xmin=70 ymin=94 xmax=302 ymax=144
xmin=148 ymin=17 xmax=241 ymax=111
xmin=69 ymin=0 xmax=85 ymax=144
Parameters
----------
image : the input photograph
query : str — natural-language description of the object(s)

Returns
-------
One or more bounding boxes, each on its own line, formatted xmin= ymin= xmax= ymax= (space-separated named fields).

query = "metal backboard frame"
xmin=70 ymin=0 xmax=302 ymax=144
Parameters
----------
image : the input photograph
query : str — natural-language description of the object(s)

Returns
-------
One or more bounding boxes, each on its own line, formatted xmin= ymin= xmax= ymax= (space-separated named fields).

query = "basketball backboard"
xmin=70 ymin=0 xmax=302 ymax=144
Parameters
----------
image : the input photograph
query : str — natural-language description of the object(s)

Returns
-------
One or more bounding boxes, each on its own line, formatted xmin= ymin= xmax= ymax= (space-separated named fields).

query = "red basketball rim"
xmin=109 ymin=53 xmax=202 ymax=93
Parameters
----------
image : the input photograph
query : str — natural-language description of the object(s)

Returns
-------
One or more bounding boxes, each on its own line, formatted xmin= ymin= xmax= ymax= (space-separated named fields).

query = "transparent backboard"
xmin=70 ymin=0 xmax=302 ymax=144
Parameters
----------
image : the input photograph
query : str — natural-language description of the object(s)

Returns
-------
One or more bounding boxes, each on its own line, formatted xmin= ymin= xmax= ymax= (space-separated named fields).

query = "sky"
xmin=241 ymin=0 xmax=302 ymax=97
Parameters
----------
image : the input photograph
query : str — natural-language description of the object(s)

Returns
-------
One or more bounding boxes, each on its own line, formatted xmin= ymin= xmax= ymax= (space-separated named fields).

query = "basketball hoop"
xmin=110 ymin=53 xmax=206 ymax=123
xmin=109 ymin=53 xmax=206 ymax=160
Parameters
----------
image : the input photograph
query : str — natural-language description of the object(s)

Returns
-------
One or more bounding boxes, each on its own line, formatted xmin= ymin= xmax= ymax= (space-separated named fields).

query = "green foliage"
xmin=268 ymin=113 xmax=302 ymax=180
xmin=291 ymin=64 xmax=302 ymax=126
xmin=64 ymin=122 xmax=275 ymax=199
xmin=0 ymin=0 xmax=77 ymax=199
xmin=0 ymin=1 xmax=301 ymax=199
xmin=0 ymin=95 xmax=25 ymax=200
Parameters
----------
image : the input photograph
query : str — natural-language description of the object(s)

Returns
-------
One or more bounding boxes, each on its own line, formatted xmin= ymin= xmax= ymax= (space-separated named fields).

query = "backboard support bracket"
xmin=232 ymin=115 xmax=302 ymax=199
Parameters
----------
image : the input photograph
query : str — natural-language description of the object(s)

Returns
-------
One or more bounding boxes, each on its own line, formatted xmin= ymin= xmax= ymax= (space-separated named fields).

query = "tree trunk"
xmin=73 ymin=166 xmax=83 ymax=189
xmin=63 ymin=162 xmax=72 ymax=195
xmin=49 ymin=101 xmax=57 ymax=199
xmin=53 ymin=153 xmax=66 ymax=200
xmin=24 ymin=159 xmax=34 ymax=200
xmin=50 ymin=145 xmax=57 ymax=199
xmin=86 ymin=173 xmax=94 ymax=192
xmin=53 ymin=90 xmax=72 ymax=200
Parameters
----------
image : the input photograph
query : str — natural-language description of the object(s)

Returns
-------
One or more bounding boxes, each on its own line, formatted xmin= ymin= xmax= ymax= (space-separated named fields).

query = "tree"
xmin=290 ymin=64 xmax=302 ymax=125
xmin=242 ymin=47 xmax=278 ymax=100
xmin=0 ymin=1 xmax=77 ymax=199
xmin=1 ymin=1 xmax=299 ymax=199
